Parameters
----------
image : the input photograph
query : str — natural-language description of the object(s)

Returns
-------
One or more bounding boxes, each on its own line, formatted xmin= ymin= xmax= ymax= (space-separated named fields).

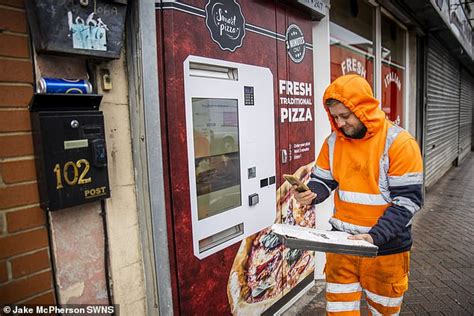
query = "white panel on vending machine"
xmin=184 ymin=55 xmax=276 ymax=259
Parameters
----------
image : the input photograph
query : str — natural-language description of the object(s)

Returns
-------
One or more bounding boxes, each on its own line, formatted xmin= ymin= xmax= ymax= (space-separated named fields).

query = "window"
xmin=381 ymin=14 xmax=406 ymax=126
xmin=329 ymin=1 xmax=409 ymax=127
xmin=330 ymin=0 xmax=375 ymax=88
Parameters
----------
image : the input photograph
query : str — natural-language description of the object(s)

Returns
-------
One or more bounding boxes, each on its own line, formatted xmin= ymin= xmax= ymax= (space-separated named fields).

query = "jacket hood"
xmin=323 ymin=74 xmax=386 ymax=138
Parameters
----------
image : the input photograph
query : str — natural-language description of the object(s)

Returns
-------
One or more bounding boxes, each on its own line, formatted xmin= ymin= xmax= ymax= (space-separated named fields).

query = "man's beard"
xmin=342 ymin=125 xmax=367 ymax=139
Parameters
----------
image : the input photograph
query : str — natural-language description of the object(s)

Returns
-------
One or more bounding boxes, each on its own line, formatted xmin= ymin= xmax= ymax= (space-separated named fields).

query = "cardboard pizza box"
xmin=271 ymin=224 xmax=378 ymax=257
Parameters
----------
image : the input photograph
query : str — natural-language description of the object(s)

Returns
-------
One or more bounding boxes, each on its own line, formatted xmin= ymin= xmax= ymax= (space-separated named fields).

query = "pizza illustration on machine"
xmin=227 ymin=162 xmax=316 ymax=315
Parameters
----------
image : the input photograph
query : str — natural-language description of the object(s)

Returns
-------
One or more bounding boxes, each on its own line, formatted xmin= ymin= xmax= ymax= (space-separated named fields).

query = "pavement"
xmin=282 ymin=152 xmax=474 ymax=316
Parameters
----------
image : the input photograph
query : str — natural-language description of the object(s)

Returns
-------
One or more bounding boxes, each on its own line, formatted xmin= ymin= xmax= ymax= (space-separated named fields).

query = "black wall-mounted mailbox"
xmin=25 ymin=0 xmax=127 ymax=59
xmin=30 ymin=94 xmax=110 ymax=211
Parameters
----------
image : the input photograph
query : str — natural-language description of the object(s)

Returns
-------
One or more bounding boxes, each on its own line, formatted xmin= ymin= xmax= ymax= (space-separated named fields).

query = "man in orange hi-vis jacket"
xmin=293 ymin=74 xmax=423 ymax=315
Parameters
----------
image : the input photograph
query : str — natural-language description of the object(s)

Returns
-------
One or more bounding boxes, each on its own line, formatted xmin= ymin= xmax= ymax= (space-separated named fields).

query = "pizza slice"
xmin=227 ymin=162 xmax=317 ymax=315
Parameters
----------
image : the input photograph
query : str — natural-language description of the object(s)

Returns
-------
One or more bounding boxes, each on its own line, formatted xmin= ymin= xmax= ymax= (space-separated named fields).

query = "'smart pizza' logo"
xmin=205 ymin=0 xmax=246 ymax=52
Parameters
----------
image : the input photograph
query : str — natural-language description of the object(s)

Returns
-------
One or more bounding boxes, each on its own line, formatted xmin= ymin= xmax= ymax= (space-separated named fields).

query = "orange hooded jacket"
xmin=308 ymin=75 xmax=423 ymax=254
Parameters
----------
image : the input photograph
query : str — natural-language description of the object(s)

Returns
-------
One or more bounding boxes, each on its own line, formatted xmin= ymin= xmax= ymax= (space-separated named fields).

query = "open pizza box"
xmin=272 ymin=224 xmax=378 ymax=257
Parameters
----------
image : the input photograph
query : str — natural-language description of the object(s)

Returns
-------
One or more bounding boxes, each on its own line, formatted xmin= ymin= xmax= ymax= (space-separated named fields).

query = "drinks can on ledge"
xmin=37 ymin=78 xmax=93 ymax=94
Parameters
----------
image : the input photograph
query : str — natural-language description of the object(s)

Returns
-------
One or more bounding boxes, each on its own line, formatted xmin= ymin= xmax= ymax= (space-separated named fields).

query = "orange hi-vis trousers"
xmin=325 ymin=252 xmax=410 ymax=315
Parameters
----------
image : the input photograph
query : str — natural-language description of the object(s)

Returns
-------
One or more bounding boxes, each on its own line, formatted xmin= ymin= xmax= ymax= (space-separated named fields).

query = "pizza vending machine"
xmin=155 ymin=0 xmax=324 ymax=314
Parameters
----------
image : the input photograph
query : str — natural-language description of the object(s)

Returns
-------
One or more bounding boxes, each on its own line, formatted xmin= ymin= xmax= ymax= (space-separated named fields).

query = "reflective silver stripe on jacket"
xmin=327 ymin=126 xmax=420 ymax=216
xmin=327 ymin=132 xmax=337 ymax=174
xmin=378 ymin=124 xmax=403 ymax=204
xmin=392 ymin=196 xmax=420 ymax=214
xmin=388 ymin=172 xmax=423 ymax=187
xmin=312 ymin=165 xmax=334 ymax=180
xmin=338 ymin=190 xmax=388 ymax=206
xmin=329 ymin=217 xmax=371 ymax=234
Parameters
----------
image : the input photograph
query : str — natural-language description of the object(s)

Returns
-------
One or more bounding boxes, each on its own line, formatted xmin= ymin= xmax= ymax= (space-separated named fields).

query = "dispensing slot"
xmin=189 ymin=62 xmax=238 ymax=80
xmin=199 ymin=223 xmax=244 ymax=253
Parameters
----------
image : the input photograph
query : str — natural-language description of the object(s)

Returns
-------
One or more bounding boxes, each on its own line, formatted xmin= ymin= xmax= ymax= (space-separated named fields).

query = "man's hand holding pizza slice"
xmin=291 ymin=185 xmax=317 ymax=206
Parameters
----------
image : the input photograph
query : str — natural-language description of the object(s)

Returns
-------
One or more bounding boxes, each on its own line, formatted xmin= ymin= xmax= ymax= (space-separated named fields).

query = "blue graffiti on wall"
xmin=67 ymin=12 xmax=109 ymax=51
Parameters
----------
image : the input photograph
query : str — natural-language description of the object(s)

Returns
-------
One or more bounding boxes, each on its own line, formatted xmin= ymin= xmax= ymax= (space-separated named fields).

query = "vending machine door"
xmin=184 ymin=55 xmax=276 ymax=259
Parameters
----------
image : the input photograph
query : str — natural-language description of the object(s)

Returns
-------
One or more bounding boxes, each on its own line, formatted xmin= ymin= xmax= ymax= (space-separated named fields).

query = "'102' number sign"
xmin=53 ymin=159 xmax=92 ymax=189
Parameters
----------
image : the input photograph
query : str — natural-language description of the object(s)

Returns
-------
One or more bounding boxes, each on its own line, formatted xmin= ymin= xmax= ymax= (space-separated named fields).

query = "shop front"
xmin=129 ymin=0 xmax=473 ymax=314
xmin=154 ymin=0 xmax=324 ymax=314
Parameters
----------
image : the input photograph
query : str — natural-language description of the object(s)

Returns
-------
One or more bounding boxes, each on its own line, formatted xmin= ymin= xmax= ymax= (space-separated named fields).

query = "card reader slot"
xmin=189 ymin=62 xmax=238 ymax=80
xmin=199 ymin=223 xmax=244 ymax=253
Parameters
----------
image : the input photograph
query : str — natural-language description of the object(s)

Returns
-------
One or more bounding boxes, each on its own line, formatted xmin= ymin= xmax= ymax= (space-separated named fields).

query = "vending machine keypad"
xmin=244 ymin=86 xmax=254 ymax=106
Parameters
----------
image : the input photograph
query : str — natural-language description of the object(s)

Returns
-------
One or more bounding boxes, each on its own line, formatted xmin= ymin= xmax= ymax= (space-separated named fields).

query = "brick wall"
xmin=0 ymin=0 xmax=56 ymax=304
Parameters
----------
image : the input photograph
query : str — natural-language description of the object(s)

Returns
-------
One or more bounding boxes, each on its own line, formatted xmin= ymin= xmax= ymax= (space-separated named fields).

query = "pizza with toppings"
xmin=227 ymin=163 xmax=316 ymax=315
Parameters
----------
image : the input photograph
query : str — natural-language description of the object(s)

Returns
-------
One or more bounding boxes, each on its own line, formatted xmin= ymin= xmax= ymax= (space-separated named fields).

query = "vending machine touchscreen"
xmin=184 ymin=56 xmax=276 ymax=259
